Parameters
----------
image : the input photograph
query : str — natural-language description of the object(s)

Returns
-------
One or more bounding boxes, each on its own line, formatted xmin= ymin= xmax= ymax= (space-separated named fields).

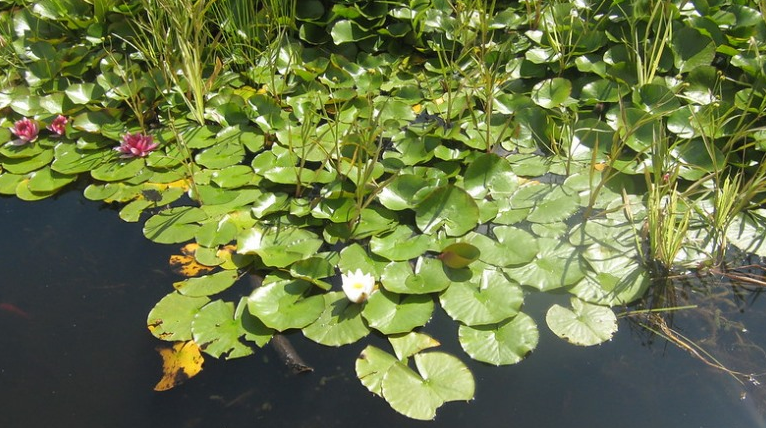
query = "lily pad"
xmin=303 ymin=291 xmax=370 ymax=346
xmin=173 ymin=270 xmax=239 ymax=297
xmin=191 ymin=300 xmax=254 ymax=359
xmin=237 ymin=225 xmax=324 ymax=268
xmin=362 ymin=289 xmax=434 ymax=335
xmin=439 ymin=269 xmax=524 ymax=326
xmin=458 ymin=312 xmax=539 ymax=365
xmin=504 ymin=238 xmax=585 ymax=291
xmin=143 ymin=206 xmax=208 ymax=244
xmin=147 ymin=291 xmax=211 ymax=341
xmin=246 ymin=278 xmax=325 ymax=331
xmin=380 ymin=352 xmax=475 ymax=420
xmin=415 ymin=184 xmax=479 ymax=236
xmin=546 ymin=297 xmax=618 ymax=346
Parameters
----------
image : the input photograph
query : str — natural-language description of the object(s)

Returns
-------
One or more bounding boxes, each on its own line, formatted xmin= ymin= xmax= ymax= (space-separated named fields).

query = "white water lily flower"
xmin=341 ymin=269 xmax=376 ymax=303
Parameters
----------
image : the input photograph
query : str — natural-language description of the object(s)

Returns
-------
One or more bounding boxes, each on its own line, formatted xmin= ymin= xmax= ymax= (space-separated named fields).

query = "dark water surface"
xmin=1 ymin=191 xmax=765 ymax=428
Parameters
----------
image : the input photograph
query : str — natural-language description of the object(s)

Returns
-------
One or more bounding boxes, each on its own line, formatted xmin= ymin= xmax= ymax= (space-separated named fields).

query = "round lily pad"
xmin=415 ymin=184 xmax=479 ymax=236
xmin=546 ymin=298 xmax=618 ymax=346
xmin=381 ymin=352 xmax=475 ymax=420
xmin=191 ymin=300 xmax=254 ymax=359
xmin=458 ymin=312 xmax=539 ymax=365
xmin=246 ymin=278 xmax=325 ymax=331
xmin=143 ymin=206 xmax=208 ymax=244
xmin=439 ymin=269 xmax=524 ymax=326
xmin=173 ymin=269 xmax=239 ymax=297
xmin=147 ymin=291 xmax=211 ymax=341
xmin=362 ymin=289 xmax=434 ymax=335
xmin=303 ymin=291 xmax=370 ymax=346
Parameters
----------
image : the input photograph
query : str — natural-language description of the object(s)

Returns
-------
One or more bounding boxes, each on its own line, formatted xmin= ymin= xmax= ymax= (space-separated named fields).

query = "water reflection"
xmin=1 ymin=191 xmax=764 ymax=428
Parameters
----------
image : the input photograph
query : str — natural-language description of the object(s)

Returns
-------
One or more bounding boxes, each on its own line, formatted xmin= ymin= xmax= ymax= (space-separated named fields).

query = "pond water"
xmin=1 ymin=190 xmax=765 ymax=428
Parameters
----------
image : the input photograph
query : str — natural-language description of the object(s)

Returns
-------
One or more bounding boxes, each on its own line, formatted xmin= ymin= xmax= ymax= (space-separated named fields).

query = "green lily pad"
xmin=440 ymin=269 xmax=524 ymax=326
xmin=671 ymin=27 xmax=715 ymax=74
xmin=504 ymin=238 xmax=585 ymax=290
xmin=91 ymin=158 xmax=147 ymax=182
xmin=458 ymin=312 xmax=538 ymax=365
xmin=389 ymin=331 xmax=441 ymax=360
xmin=247 ymin=277 xmax=325 ymax=331
xmin=377 ymin=174 xmax=435 ymax=211
xmin=237 ymin=225 xmax=324 ymax=268
xmin=463 ymin=153 xmax=519 ymax=198
xmin=27 ymin=166 xmax=76 ymax=192
xmin=531 ymin=77 xmax=572 ymax=108
xmin=415 ymin=184 xmax=479 ymax=236
xmin=290 ymin=257 xmax=335 ymax=290
xmin=439 ymin=242 xmax=480 ymax=269
xmin=726 ymin=210 xmax=766 ymax=257
xmin=356 ymin=345 xmax=400 ymax=397
xmin=147 ymin=291 xmax=211 ymax=341
xmin=370 ymin=225 xmax=431 ymax=261
xmin=191 ymin=300 xmax=254 ymax=359
xmin=303 ymin=291 xmax=370 ymax=346
xmin=362 ymin=289 xmax=434 ymax=335
xmin=380 ymin=257 xmax=452 ymax=294
xmin=465 ymin=227 xmax=538 ymax=267
xmin=380 ymin=352 xmax=475 ymax=420
xmin=173 ymin=270 xmax=239 ymax=297
xmin=546 ymin=297 xmax=618 ymax=346
xmin=143 ymin=206 xmax=208 ymax=244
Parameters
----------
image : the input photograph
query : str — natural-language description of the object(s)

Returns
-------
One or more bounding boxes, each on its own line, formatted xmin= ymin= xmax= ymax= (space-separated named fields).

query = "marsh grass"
xmin=125 ymin=0 xmax=219 ymax=126
xmin=211 ymin=0 xmax=296 ymax=98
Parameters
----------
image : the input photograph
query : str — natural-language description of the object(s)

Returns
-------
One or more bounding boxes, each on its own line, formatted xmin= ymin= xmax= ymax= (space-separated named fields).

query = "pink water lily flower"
xmin=11 ymin=118 xmax=39 ymax=145
xmin=115 ymin=132 xmax=159 ymax=158
xmin=47 ymin=115 xmax=68 ymax=136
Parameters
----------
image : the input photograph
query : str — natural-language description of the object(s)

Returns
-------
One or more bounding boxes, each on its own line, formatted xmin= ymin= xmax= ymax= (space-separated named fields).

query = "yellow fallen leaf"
xmin=168 ymin=243 xmax=215 ymax=277
xmin=154 ymin=341 xmax=204 ymax=391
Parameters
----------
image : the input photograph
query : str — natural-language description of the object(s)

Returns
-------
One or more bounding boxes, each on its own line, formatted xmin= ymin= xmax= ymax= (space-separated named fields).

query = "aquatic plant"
xmin=115 ymin=132 xmax=159 ymax=158
xmin=341 ymin=269 xmax=377 ymax=303
xmin=46 ymin=115 xmax=68 ymax=136
xmin=1 ymin=0 xmax=766 ymax=420
xmin=10 ymin=118 xmax=38 ymax=145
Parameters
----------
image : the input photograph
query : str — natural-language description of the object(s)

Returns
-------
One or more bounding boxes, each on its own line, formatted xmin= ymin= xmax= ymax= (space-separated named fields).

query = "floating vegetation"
xmin=2 ymin=0 xmax=766 ymax=419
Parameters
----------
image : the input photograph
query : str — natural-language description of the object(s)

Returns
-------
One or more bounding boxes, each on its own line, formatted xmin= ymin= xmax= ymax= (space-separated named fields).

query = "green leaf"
xmin=191 ymin=300 xmax=254 ymax=359
xmin=439 ymin=242 xmax=480 ymax=269
xmin=504 ymin=238 xmax=585 ymax=291
xmin=147 ymin=291 xmax=210 ymax=341
xmin=415 ymin=184 xmax=479 ymax=236
xmin=237 ymin=225 xmax=324 ymax=268
xmin=671 ymin=27 xmax=715 ymax=74
xmin=27 ymin=166 xmax=76 ymax=192
xmin=388 ymin=332 xmax=441 ymax=361
xmin=458 ymin=313 xmax=538 ymax=365
xmin=377 ymin=174 xmax=435 ymax=211
xmin=173 ymin=270 xmax=239 ymax=297
xmin=531 ymin=77 xmax=572 ymax=108
xmin=362 ymin=289 xmax=434 ymax=335
xmin=356 ymin=345 xmax=400 ymax=397
xmin=381 ymin=352 xmax=475 ymax=420
xmin=303 ymin=291 xmax=370 ymax=346
xmin=439 ymin=269 xmax=523 ymax=326
xmin=143 ymin=206 xmax=208 ymax=244
xmin=370 ymin=225 xmax=431 ymax=261
xmin=463 ymin=153 xmax=519 ymax=198
xmin=380 ymin=257 xmax=452 ymax=294
xmin=546 ymin=298 xmax=618 ymax=346
xmin=65 ymin=83 xmax=105 ymax=104
xmin=246 ymin=277 xmax=325 ymax=331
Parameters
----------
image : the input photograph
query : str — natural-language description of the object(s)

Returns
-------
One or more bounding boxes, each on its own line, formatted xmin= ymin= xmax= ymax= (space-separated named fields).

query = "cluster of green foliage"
xmin=2 ymin=0 xmax=766 ymax=419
